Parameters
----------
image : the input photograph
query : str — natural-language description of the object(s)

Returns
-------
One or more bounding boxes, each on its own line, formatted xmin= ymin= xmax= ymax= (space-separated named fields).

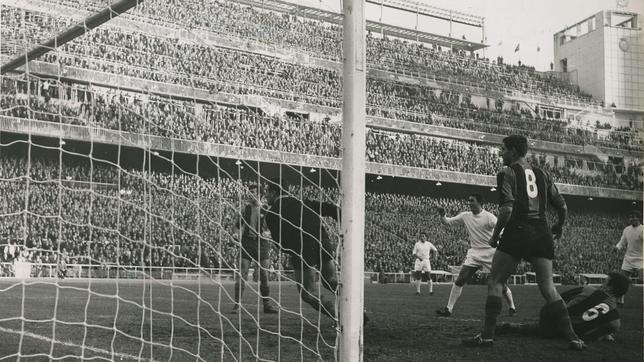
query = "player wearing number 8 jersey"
xmin=463 ymin=135 xmax=585 ymax=350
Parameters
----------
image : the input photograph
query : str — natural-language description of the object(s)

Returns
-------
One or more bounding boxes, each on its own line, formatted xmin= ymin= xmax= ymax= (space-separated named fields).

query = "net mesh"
xmin=0 ymin=0 xmax=346 ymax=359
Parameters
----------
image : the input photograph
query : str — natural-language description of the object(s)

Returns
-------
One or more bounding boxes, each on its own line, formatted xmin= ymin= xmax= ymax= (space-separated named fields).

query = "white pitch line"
xmin=437 ymin=317 xmax=483 ymax=323
xmin=0 ymin=326 xmax=153 ymax=361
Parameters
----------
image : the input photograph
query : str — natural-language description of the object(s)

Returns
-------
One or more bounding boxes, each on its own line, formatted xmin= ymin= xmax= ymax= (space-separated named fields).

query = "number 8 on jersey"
xmin=525 ymin=169 xmax=538 ymax=199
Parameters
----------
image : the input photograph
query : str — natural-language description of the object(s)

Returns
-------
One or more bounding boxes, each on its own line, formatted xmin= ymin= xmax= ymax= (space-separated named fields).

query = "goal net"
xmin=0 ymin=0 xmax=365 ymax=359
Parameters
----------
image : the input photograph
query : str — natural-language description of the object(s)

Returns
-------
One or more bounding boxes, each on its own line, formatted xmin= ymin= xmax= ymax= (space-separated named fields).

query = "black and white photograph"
xmin=0 ymin=0 xmax=642 ymax=359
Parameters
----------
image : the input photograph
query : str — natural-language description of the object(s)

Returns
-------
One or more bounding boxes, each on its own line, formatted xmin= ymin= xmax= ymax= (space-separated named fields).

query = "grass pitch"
xmin=0 ymin=280 xmax=641 ymax=361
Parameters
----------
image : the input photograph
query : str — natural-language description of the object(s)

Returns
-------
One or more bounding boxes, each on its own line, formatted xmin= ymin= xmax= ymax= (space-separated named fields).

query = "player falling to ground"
xmin=462 ymin=135 xmax=586 ymax=350
xmin=232 ymin=184 xmax=278 ymax=314
xmin=496 ymin=272 xmax=630 ymax=343
xmin=263 ymin=180 xmax=368 ymax=322
xmin=435 ymin=194 xmax=516 ymax=317
xmin=412 ymin=232 xmax=438 ymax=295
xmin=614 ymin=210 xmax=643 ymax=306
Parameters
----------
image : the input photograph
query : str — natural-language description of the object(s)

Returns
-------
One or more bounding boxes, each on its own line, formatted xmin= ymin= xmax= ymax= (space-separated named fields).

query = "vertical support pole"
xmin=338 ymin=0 xmax=366 ymax=360
xmin=481 ymin=18 xmax=486 ymax=58
xmin=379 ymin=0 xmax=384 ymax=37
xmin=449 ymin=10 xmax=453 ymax=52
xmin=415 ymin=6 xmax=419 ymax=42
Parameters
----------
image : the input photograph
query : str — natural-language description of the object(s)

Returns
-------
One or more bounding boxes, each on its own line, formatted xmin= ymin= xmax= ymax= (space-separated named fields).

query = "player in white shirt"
xmin=435 ymin=194 xmax=516 ymax=317
xmin=412 ymin=233 xmax=438 ymax=295
xmin=614 ymin=210 xmax=643 ymax=305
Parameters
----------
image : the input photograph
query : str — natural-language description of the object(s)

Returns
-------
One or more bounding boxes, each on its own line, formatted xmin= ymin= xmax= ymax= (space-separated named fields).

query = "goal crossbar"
xmin=0 ymin=0 xmax=142 ymax=75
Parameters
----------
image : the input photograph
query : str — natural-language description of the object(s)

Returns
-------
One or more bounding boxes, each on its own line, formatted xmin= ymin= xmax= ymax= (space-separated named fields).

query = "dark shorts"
xmin=241 ymin=236 xmax=271 ymax=261
xmin=498 ymin=219 xmax=554 ymax=260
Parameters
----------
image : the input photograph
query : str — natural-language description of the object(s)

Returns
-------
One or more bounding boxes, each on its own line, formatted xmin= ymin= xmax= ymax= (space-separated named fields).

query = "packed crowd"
xmin=0 ymin=155 xmax=251 ymax=271
xmin=4 ymin=74 xmax=643 ymax=191
xmin=0 ymin=155 xmax=629 ymax=284
xmin=3 ymin=5 xmax=640 ymax=152
xmin=16 ymin=0 xmax=597 ymax=105
xmin=367 ymin=130 xmax=500 ymax=175
xmin=362 ymin=192 xmax=626 ymax=284
xmin=2 ymin=79 xmax=642 ymax=191
xmin=527 ymin=153 xmax=643 ymax=192
xmin=367 ymin=80 xmax=641 ymax=151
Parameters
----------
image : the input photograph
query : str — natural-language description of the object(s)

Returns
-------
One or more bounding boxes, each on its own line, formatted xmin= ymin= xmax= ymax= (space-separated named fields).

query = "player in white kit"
xmin=413 ymin=232 xmax=438 ymax=295
xmin=615 ymin=210 xmax=643 ymax=305
xmin=435 ymin=194 xmax=516 ymax=317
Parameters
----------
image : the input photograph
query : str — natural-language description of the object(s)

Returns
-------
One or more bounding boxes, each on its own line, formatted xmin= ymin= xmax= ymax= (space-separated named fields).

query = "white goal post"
xmin=0 ymin=0 xmax=368 ymax=358
xmin=338 ymin=0 xmax=367 ymax=360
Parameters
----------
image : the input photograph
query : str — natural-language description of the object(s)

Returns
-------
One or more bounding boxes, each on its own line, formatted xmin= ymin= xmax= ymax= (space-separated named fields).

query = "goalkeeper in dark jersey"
xmin=496 ymin=272 xmax=630 ymax=342
xmin=263 ymin=180 xmax=340 ymax=319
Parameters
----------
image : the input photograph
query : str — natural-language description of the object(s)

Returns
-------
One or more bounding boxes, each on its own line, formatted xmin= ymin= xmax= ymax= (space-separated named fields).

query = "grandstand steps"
xmin=582 ymin=145 xmax=608 ymax=163
xmin=506 ymin=92 xmax=606 ymax=114
xmin=0 ymin=54 xmax=339 ymax=113
xmin=1 ymin=115 xmax=641 ymax=201
xmin=9 ymin=0 xmax=605 ymax=122
xmin=367 ymin=115 xmax=504 ymax=147
xmin=221 ymin=0 xmax=602 ymax=111
xmin=234 ymin=0 xmax=485 ymax=52
xmin=7 ymin=55 xmax=641 ymax=162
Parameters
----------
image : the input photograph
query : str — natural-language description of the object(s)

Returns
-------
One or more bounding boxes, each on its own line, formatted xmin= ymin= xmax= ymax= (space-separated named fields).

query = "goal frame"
xmin=1 ymin=0 xmax=368 ymax=358
xmin=338 ymin=0 xmax=367 ymax=360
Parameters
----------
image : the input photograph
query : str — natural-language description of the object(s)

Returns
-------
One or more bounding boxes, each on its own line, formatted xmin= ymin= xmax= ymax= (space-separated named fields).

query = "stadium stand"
xmin=0 ymin=155 xmax=628 ymax=284
xmin=0 ymin=0 xmax=602 ymax=104
xmin=2 ymin=77 xmax=641 ymax=191
xmin=2 ymin=5 xmax=641 ymax=152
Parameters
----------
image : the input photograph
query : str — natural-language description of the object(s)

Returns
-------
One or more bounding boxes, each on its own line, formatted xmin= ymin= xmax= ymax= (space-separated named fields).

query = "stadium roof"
xmin=365 ymin=0 xmax=484 ymax=28
xmin=234 ymin=0 xmax=488 ymax=52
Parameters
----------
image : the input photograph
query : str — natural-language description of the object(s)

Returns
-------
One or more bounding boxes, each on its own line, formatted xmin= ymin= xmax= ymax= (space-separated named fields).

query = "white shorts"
xmin=462 ymin=247 xmax=496 ymax=273
xmin=621 ymin=257 xmax=643 ymax=272
xmin=414 ymin=259 xmax=431 ymax=272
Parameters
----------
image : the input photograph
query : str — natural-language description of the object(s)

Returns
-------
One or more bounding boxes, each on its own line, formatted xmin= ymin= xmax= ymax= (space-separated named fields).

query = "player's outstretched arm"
xmin=438 ymin=208 xmax=464 ymax=226
xmin=437 ymin=207 xmax=459 ymax=225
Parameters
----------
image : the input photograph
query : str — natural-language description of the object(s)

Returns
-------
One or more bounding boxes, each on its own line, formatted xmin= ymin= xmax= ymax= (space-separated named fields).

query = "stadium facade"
xmin=553 ymin=11 xmax=643 ymax=124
